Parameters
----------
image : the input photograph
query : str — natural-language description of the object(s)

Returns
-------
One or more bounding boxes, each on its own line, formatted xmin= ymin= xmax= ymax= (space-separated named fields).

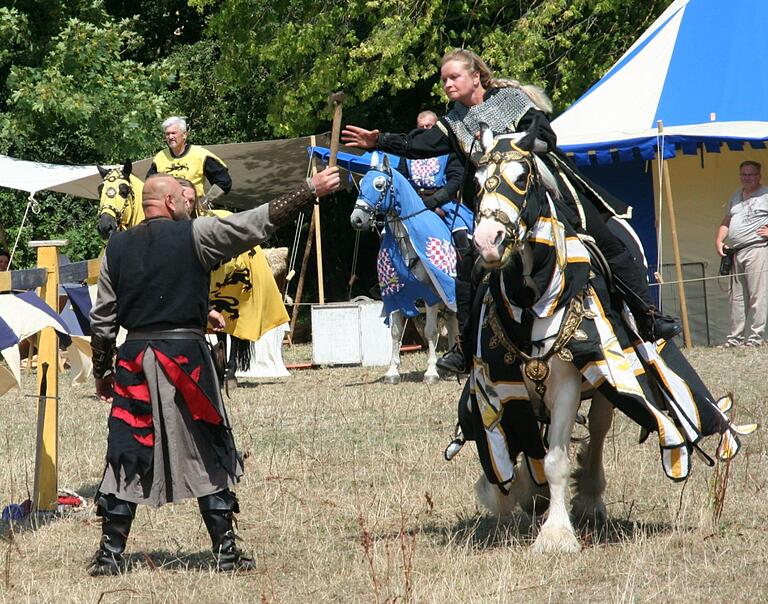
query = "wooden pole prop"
xmin=310 ymin=134 xmax=324 ymax=305
xmin=657 ymin=121 xmax=692 ymax=347
xmin=315 ymin=92 xmax=346 ymax=303
xmin=30 ymin=239 xmax=66 ymax=511
xmin=288 ymin=92 xmax=345 ymax=340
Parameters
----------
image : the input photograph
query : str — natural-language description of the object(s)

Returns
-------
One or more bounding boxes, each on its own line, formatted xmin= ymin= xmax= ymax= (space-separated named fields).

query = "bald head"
xmin=416 ymin=111 xmax=438 ymax=129
xmin=142 ymin=174 xmax=188 ymax=220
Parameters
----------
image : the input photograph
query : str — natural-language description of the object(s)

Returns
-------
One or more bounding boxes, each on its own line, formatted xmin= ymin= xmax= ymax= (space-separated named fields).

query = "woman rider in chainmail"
xmin=342 ymin=48 xmax=680 ymax=373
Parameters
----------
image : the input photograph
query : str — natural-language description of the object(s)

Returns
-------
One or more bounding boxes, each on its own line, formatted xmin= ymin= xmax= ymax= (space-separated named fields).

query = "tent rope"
xmin=9 ymin=193 xmax=37 ymax=269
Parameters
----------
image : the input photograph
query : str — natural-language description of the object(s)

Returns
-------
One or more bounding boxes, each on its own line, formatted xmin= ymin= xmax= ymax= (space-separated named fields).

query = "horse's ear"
xmin=97 ymin=165 xmax=108 ymax=178
xmin=122 ymin=161 xmax=133 ymax=177
xmin=382 ymin=154 xmax=391 ymax=173
xmin=477 ymin=122 xmax=495 ymax=154
xmin=369 ymin=151 xmax=380 ymax=168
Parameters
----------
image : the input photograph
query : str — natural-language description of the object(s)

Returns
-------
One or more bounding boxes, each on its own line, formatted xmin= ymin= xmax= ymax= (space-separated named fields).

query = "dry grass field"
xmin=0 ymin=344 xmax=766 ymax=603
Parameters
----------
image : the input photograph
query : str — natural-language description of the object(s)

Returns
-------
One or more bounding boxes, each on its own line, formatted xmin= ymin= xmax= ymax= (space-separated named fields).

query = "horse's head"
xmin=350 ymin=153 xmax=395 ymax=231
xmin=97 ymin=161 xmax=135 ymax=240
xmin=472 ymin=125 xmax=548 ymax=269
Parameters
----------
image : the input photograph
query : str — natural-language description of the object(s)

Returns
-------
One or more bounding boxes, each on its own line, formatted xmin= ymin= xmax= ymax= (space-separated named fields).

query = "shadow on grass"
xmin=342 ymin=370 xmax=460 ymax=387
xmin=124 ymin=550 xmax=217 ymax=573
xmin=420 ymin=512 xmax=679 ymax=551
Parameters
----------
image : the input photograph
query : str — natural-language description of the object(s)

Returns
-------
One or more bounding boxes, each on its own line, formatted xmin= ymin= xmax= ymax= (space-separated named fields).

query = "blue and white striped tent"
xmin=552 ymin=0 xmax=768 ymax=346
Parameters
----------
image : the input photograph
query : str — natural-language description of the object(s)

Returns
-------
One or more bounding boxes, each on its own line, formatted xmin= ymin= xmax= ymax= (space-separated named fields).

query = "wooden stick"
xmin=310 ymin=134 xmax=324 ymax=304
xmin=288 ymin=213 xmax=316 ymax=341
xmin=30 ymin=239 xmax=67 ymax=511
xmin=657 ymin=121 xmax=692 ymax=347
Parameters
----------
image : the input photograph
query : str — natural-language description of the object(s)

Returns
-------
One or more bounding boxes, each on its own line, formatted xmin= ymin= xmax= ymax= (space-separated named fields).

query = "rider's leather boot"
xmin=88 ymin=494 xmax=136 ymax=577
xmin=198 ymin=490 xmax=256 ymax=572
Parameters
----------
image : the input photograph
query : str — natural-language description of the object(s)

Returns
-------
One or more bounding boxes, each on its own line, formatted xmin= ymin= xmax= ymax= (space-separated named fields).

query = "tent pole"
xmin=657 ymin=121 xmax=692 ymax=347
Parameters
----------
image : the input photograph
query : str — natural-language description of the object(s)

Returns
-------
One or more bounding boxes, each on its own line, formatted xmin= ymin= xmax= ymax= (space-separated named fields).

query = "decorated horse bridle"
xmin=475 ymin=142 xmax=537 ymax=256
xmin=99 ymin=170 xmax=134 ymax=222
xmin=359 ymin=170 xmax=432 ymax=232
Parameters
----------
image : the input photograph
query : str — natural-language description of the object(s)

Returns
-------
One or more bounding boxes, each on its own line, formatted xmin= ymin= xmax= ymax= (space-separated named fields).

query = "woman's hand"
xmin=341 ymin=125 xmax=379 ymax=150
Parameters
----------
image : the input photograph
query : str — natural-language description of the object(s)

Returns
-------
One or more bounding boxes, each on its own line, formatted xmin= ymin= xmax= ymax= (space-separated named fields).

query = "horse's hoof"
xmin=531 ymin=526 xmax=581 ymax=554
xmin=423 ymin=374 xmax=439 ymax=385
xmin=571 ymin=497 xmax=607 ymax=527
xmin=383 ymin=375 xmax=401 ymax=385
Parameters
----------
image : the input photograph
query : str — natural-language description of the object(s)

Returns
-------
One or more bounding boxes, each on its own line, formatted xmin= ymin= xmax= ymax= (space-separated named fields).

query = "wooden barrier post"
xmin=30 ymin=239 xmax=66 ymax=512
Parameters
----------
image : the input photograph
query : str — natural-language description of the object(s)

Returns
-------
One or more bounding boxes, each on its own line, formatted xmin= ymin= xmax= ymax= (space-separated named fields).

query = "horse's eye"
xmin=106 ymin=187 xmax=117 ymax=198
xmin=373 ymin=176 xmax=387 ymax=191
xmin=118 ymin=184 xmax=130 ymax=197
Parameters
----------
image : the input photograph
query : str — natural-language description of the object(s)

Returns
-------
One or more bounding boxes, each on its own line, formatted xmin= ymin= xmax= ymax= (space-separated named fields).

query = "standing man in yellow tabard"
xmin=147 ymin=116 xmax=232 ymax=206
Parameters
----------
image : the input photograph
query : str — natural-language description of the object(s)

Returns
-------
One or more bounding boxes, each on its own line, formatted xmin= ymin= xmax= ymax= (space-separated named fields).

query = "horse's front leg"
xmin=532 ymin=358 xmax=582 ymax=554
xmin=444 ymin=310 xmax=460 ymax=345
xmin=383 ymin=311 xmax=405 ymax=385
xmin=422 ymin=304 xmax=440 ymax=384
xmin=571 ymin=392 xmax=612 ymax=529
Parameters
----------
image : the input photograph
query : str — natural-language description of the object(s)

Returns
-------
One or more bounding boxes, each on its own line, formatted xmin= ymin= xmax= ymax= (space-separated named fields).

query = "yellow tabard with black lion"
xmin=207 ymin=209 xmax=290 ymax=341
xmin=152 ymin=145 xmax=227 ymax=198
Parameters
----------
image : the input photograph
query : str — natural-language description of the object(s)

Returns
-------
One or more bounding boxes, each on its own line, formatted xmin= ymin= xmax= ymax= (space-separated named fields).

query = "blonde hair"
xmin=440 ymin=48 xmax=553 ymax=114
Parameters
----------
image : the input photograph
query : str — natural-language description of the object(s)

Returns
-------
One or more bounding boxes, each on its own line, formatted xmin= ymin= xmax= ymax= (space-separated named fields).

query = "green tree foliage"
xmin=192 ymin=0 xmax=672 ymax=137
xmin=0 ymin=2 xmax=172 ymax=266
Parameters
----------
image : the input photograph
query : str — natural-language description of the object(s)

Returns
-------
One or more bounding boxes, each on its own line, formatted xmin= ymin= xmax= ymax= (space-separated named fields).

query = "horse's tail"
xmin=489 ymin=78 xmax=553 ymax=114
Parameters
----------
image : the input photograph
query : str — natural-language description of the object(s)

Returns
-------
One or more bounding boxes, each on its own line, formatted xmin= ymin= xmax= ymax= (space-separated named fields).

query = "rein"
xmin=362 ymin=172 xmax=431 ymax=231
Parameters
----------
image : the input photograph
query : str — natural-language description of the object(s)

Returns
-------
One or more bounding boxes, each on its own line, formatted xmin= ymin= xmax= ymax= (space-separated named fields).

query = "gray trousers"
xmin=728 ymin=244 xmax=768 ymax=344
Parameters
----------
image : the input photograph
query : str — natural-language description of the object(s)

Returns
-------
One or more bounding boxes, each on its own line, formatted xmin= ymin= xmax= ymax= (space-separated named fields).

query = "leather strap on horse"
xmin=484 ymin=289 xmax=595 ymax=398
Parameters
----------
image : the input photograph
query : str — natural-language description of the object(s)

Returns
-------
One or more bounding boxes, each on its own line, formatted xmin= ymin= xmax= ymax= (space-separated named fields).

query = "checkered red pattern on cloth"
xmin=425 ymin=237 xmax=457 ymax=277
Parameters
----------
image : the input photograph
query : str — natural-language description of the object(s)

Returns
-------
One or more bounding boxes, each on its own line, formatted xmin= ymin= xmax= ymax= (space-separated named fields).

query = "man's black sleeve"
xmin=204 ymin=156 xmax=233 ymax=193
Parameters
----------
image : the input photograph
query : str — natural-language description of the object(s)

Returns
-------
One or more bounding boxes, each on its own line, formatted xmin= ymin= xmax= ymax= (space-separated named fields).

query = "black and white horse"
xmin=462 ymin=127 xmax=754 ymax=553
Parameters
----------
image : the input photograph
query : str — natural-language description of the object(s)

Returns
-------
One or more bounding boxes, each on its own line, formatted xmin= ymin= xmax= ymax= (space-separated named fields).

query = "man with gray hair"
xmin=146 ymin=116 xmax=232 ymax=206
xmin=715 ymin=160 xmax=768 ymax=347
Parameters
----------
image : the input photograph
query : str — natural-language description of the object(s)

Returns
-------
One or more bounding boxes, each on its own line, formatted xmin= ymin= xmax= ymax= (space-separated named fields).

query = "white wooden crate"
xmin=311 ymin=300 xmax=391 ymax=366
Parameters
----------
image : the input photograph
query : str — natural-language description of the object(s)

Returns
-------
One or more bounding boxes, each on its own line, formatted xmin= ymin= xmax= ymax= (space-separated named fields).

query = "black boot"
xmin=436 ymin=342 xmax=467 ymax=375
xmin=198 ymin=490 xmax=256 ymax=572
xmin=88 ymin=494 xmax=136 ymax=577
xmin=608 ymin=251 xmax=682 ymax=342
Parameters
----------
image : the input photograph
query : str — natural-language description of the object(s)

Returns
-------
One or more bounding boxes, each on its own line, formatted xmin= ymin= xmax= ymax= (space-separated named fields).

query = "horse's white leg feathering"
xmin=531 ymin=358 xmax=582 ymax=553
xmin=571 ymin=393 xmax=612 ymax=528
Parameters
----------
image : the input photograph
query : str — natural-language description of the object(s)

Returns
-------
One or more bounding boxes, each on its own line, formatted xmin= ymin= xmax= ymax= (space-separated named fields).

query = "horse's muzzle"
xmin=474 ymin=220 xmax=510 ymax=267
xmin=350 ymin=201 xmax=373 ymax=231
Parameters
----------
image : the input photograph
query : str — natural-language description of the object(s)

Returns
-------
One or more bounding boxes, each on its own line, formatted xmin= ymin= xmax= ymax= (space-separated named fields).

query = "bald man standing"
xmin=88 ymin=169 xmax=339 ymax=576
